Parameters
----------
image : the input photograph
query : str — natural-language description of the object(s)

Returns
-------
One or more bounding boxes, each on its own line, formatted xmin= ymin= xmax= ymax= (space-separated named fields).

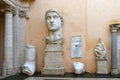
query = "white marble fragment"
xmin=22 ymin=44 xmax=36 ymax=76
xmin=95 ymin=38 xmax=106 ymax=59
xmin=73 ymin=62 xmax=85 ymax=74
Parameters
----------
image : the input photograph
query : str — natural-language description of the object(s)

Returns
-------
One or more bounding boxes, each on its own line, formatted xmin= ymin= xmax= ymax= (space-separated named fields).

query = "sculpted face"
xmin=46 ymin=12 xmax=62 ymax=31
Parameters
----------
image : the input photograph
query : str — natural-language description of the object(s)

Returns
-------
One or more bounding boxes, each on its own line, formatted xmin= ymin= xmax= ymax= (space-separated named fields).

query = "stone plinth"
xmin=96 ymin=59 xmax=109 ymax=74
xmin=42 ymin=68 xmax=65 ymax=75
xmin=41 ymin=44 xmax=65 ymax=75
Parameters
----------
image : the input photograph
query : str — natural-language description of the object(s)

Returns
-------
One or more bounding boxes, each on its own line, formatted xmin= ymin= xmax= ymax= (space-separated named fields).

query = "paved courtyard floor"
xmin=25 ymin=77 xmax=120 ymax=80
xmin=1 ymin=73 xmax=120 ymax=80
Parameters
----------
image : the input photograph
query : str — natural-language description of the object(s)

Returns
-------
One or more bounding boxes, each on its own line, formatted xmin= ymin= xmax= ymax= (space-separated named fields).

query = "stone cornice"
xmin=0 ymin=4 xmax=16 ymax=14
xmin=1 ymin=0 xmax=35 ymax=18
xmin=5 ymin=5 xmax=16 ymax=13
xmin=110 ymin=24 xmax=120 ymax=32
xmin=3 ymin=0 xmax=16 ymax=8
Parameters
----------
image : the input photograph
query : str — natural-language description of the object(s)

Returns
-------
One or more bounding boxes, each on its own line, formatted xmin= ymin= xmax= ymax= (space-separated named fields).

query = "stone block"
xmin=97 ymin=59 xmax=109 ymax=74
xmin=42 ymin=44 xmax=65 ymax=75
xmin=44 ymin=52 xmax=64 ymax=68
xmin=41 ymin=67 xmax=65 ymax=75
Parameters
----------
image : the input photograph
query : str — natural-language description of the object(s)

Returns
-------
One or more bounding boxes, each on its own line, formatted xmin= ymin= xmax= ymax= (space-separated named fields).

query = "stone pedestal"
xmin=97 ymin=59 xmax=109 ymax=74
xmin=41 ymin=44 xmax=65 ymax=75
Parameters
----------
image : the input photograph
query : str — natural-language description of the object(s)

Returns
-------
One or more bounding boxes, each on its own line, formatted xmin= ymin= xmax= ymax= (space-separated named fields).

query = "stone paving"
xmin=25 ymin=77 xmax=120 ymax=80
xmin=1 ymin=73 xmax=120 ymax=80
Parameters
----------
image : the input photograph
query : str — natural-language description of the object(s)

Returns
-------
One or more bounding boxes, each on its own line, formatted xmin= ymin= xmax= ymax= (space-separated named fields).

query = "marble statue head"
xmin=45 ymin=9 xmax=63 ymax=31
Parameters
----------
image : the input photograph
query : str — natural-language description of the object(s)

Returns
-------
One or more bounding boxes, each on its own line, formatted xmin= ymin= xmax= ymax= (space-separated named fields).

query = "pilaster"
xmin=110 ymin=24 xmax=120 ymax=74
xmin=4 ymin=6 xmax=14 ymax=75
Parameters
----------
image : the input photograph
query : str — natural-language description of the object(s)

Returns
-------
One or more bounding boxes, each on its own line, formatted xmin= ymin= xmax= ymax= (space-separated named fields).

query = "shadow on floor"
xmin=1 ymin=72 xmax=120 ymax=80
xmin=1 ymin=74 xmax=28 ymax=80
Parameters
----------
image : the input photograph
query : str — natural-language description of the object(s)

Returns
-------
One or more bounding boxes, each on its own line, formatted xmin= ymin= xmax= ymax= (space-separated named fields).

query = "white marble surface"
xmin=94 ymin=38 xmax=106 ymax=59
xmin=22 ymin=44 xmax=36 ymax=76
xmin=45 ymin=9 xmax=63 ymax=43
xmin=73 ymin=62 xmax=85 ymax=74
xmin=71 ymin=36 xmax=82 ymax=58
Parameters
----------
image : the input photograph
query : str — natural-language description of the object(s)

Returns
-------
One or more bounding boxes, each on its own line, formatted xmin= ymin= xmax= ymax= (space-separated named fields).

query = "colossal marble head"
xmin=45 ymin=9 xmax=63 ymax=31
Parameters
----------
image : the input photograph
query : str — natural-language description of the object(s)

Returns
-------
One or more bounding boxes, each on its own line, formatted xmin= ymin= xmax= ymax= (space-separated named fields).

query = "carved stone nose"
xmin=50 ymin=17 xmax=54 ymax=22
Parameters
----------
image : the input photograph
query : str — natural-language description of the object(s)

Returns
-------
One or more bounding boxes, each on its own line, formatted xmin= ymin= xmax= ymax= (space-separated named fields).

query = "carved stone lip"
xmin=50 ymin=24 xmax=55 ymax=26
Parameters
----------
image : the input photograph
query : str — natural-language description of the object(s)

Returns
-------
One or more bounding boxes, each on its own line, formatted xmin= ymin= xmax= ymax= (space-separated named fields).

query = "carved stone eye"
xmin=53 ymin=15 xmax=58 ymax=19
xmin=47 ymin=16 xmax=51 ymax=20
